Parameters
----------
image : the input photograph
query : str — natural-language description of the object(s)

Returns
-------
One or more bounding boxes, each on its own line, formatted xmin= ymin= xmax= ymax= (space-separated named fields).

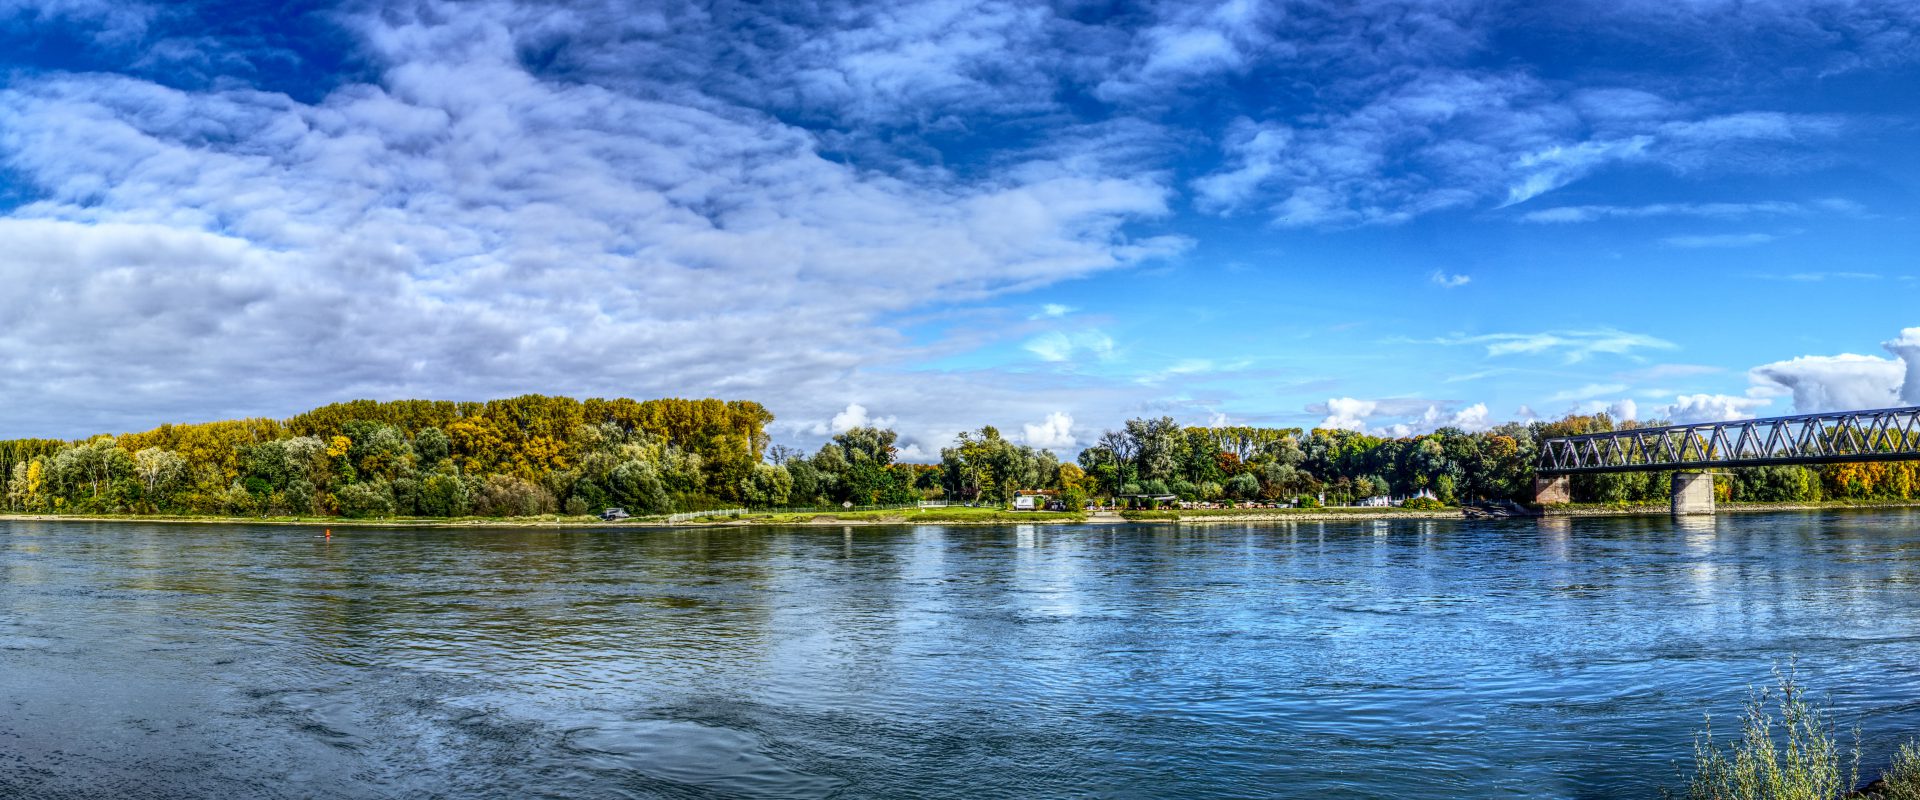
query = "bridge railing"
xmin=1537 ymin=406 xmax=1920 ymax=474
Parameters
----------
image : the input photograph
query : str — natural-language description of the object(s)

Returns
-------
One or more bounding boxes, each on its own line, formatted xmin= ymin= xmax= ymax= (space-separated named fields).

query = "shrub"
xmin=1885 ymin=740 xmax=1920 ymax=800
xmin=1402 ymin=496 xmax=1446 ymax=511
xmin=472 ymin=475 xmax=557 ymax=517
xmin=336 ymin=482 xmax=395 ymax=519
xmin=1681 ymin=669 xmax=1855 ymax=800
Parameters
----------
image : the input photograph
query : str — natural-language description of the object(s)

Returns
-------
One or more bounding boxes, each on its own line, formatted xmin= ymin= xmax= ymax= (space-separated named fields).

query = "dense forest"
xmin=3 ymin=397 xmax=1916 ymax=519
xmin=1072 ymin=412 xmax=1919 ymax=507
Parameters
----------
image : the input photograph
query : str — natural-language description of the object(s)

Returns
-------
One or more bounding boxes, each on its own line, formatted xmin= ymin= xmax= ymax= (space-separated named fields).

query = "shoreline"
xmin=1541 ymin=499 xmax=1920 ymax=517
xmin=4 ymin=499 xmax=1920 ymax=529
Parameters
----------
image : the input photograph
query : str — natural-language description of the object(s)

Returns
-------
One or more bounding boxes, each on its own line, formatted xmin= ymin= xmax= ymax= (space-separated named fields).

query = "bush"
xmin=1402 ymin=496 xmax=1446 ymax=511
xmin=1885 ymin=740 xmax=1920 ymax=800
xmin=1681 ymin=669 xmax=1854 ymax=799
xmin=472 ymin=475 xmax=557 ymax=517
xmin=335 ymin=482 xmax=395 ymax=519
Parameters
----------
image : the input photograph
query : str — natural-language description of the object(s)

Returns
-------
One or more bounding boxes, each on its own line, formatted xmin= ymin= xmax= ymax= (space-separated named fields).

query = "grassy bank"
xmin=1545 ymin=499 xmax=1920 ymax=517
xmin=718 ymin=505 xmax=1086 ymax=525
xmin=0 ymin=505 xmax=1090 ymax=528
xmin=12 ymin=498 xmax=1920 ymax=529
xmin=0 ymin=511 xmax=610 ymax=528
xmin=1118 ymin=507 xmax=1459 ymax=522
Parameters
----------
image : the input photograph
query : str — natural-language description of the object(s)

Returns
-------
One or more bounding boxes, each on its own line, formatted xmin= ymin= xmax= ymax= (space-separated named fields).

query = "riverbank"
xmin=1542 ymin=499 xmax=1920 ymax=517
xmin=0 ymin=506 xmax=1447 ymax=528
xmin=6 ymin=499 xmax=1920 ymax=529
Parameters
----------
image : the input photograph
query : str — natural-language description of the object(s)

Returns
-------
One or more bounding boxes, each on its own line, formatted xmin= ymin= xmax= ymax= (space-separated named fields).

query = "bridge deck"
xmin=1536 ymin=406 xmax=1920 ymax=475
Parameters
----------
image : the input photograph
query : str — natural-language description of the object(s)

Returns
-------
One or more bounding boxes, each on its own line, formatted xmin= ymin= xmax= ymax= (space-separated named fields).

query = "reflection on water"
xmin=4 ymin=512 xmax=1920 ymax=798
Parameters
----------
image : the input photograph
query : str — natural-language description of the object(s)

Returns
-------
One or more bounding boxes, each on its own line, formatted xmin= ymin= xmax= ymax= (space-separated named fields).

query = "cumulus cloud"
xmin=1020 ymin=411 xmax=1076 ymax=450
xmin=1884 ymin=328 xmax=1920 ymax=405
xmin=0 ymin=2 xmax=1183 ymax=437
xmin=3 ymin=0 xmax=1913 ymax=451
xmin=1658 ymin=393 xmax=1769 ymax=424
xmin=1748 ymin=354 xmax=1903 ymax=412
xmin=1719 ymin=328 xmax=1920 ymax=416
xmin=1311 ymin=397 xmax=1491 ymax=436
xmin=1314 ymin=397 xmax=1381 ymax=432
xmin=809 ymin=403 xmax=898 ymax=436
xmin=1430 ymin=270 xmax=1471 ymax=288
xmin=1573 ymin=398 xmax=1640 ymax=422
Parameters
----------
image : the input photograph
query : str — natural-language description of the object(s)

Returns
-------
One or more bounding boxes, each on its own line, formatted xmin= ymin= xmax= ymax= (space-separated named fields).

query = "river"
xmin=4 ymin=512 xmax=1920 ymax=798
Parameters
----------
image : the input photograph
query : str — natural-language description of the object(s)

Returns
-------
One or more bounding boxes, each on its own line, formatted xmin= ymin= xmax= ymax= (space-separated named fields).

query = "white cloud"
xmin=1311 ymin=397 xmax=1491 ymax=436
xmin=1426 ymin=328 xmax=1677 ymax=363
xmin=1883 ymin=327 xmax=1920 ymax=405
xmin=1757 ymin=272 xmax=1881 ymax=282
xmin=1191 ymin=118 xmax=1293 ymax=213
xmin=0 ymin=4 xmax=1186 ymax=438
xmin=1032 ymin=303 xmax=1076 ymax=319
xmin=1190 ymin=58 xmax=1849 ymax=227
xmin=1748 ymin=354 xmax=1903 ymax=413
xmin=1095 ymin=0 xmax=1273 ymax=100
xmin=1429 ymin=270 xmax=1471 ymax=288
xmin=1020 ymin=411 xmax=1076 ymax=450
xmin=810 ymin=402 xmax=898 ymax=435
xmin=1662 ymin=232 xmax=1779 ymax=248
xmin=1573 ymin=398 xmax=1640 ymax=422
xmin=1440 ymin=402 xmax=1491 ymax=432
xmin=1615 ymin=363 xmax=1724 ymax=381
xmin=1023 ymin=330 xmax=1116 ymax=363
xmin=1518 ymin=200 xmax=1811 ymax=223
xmin=1504 ymin=135 xmax=1654 ymax=205
xmin=1658 ymin=393 xmax=1769 ymax=424
xmin=1314 ymin=397 xmax=1378 ymax=432
xmin=1549 ymin=383 xmax=1629 ymax=402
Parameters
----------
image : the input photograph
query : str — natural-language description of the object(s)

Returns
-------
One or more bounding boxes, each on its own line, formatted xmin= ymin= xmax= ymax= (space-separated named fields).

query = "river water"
xmin=3 ymin=512 xmax=1920 ymax=799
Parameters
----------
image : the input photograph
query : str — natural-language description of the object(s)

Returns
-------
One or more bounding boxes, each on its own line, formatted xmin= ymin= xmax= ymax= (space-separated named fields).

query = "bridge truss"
xmin=1537 ymin=406 xmax=1920 ymax=475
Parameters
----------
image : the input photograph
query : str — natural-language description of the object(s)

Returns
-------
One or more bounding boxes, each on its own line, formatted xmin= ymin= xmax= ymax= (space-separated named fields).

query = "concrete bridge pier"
xmin=1671 ymin=472 xmax=1715 ymax=515
xmin=1533 ymin=475 xmax=1571 ymax=505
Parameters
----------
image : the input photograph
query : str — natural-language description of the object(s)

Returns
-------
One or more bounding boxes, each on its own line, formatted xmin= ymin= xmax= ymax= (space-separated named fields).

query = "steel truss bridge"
xmin=1537 ymin=406 xmax=1920 ymax=475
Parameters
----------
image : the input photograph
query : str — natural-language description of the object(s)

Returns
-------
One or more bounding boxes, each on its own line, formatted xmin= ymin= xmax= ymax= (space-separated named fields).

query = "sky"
xmin=1 ymin=0 xmax=1917 ymax=461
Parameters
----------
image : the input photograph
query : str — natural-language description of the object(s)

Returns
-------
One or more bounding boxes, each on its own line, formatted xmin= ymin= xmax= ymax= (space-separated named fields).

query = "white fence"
xmin=666 ymin=508 xmax=748 ymax=523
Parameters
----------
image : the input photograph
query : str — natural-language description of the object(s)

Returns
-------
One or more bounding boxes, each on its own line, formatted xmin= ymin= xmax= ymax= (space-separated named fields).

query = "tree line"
xmin=4 ymin=396 xmax=783 ymax=518
xmin=5 ymin=399 xmax=1916 ymax=519
xmin=1072 ymin=412 xmax=1919 ymax=506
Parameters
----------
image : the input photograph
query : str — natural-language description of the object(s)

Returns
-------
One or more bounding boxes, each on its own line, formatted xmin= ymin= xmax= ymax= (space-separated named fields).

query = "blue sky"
xmin=1 ymin=0 xmax=1917 ymax=459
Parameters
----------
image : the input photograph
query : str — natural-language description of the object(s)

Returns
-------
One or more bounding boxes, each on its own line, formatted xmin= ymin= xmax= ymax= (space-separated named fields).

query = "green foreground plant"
xmin=1679 ymin=669 xmax=1920 ymax=799
xmin=1881 ymin=740 xmax=1920 ymax=800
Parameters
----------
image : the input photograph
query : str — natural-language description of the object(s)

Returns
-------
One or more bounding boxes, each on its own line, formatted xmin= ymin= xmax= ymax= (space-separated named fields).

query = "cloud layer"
xmin=0 ymin=0 xmax=1915 ymax=452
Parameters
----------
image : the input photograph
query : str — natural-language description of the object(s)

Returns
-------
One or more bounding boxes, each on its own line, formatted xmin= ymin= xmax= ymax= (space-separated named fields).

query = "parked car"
xmin=600 ymin=507 xmax=630 ymax=521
